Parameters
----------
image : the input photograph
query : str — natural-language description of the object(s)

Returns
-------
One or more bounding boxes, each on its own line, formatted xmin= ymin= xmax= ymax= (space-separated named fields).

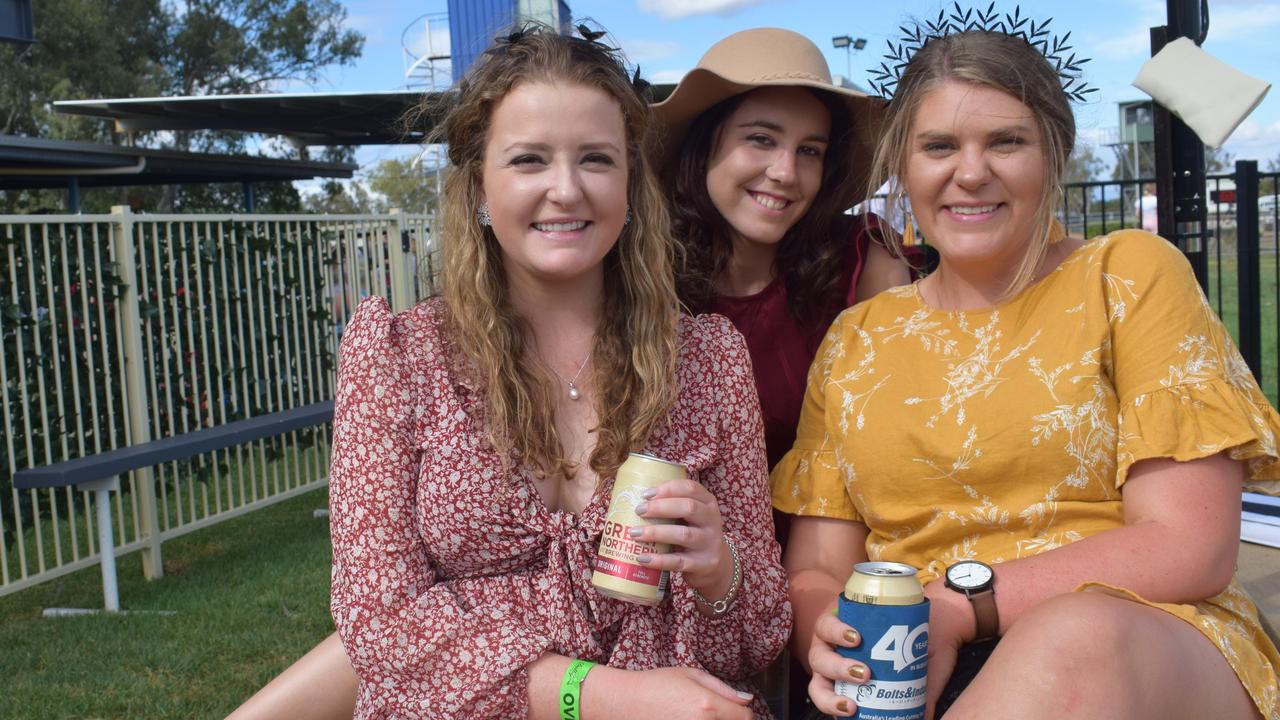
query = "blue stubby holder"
xmin=834 ymin=593 xmax=930 ymax=720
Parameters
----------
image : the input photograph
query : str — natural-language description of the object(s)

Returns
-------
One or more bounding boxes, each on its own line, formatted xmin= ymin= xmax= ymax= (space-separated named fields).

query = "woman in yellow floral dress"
xmin=776 ymin=22 xmax=1280 ymax=720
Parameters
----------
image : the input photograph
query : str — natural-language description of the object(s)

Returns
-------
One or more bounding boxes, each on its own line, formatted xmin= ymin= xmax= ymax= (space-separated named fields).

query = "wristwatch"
xmin=944 ymin=560 xmax=999 ymax=642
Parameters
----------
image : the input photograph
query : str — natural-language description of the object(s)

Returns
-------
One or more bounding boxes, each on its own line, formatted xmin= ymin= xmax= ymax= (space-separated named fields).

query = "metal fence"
xmin=0 ymin=209 xmax=434 ymax=597
xmin=1057 ymin=167 xmax=1280 ymax=404
xmin=3 ymin=168 xmax=1277 ymax=600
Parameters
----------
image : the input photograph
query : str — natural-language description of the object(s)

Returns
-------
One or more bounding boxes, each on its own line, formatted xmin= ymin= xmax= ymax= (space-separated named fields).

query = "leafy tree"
xmin=1205 ymin=146 xmax=1236 ymax=174
xmin=302 ymin=179 xmax=374 ymax=214
xmin=366 ymin=156 xmax=439 ymax=214
xmin=0 ymin=0 xmax=364 ymax=213
xmin=1065 ymin=143 xmax=1106 ymax=183
xmin=1262 ymin=154 xmax=1280 ymax=196
xmin=1110 ymin=142 xmax=1155 ymax=181
xmin=157 ymin=0 xmax=363 ymax=208
xmin=0 ymin=0 xmax=167 ymax=139
xmin=165 ymin=1 xmax=362 ymax=98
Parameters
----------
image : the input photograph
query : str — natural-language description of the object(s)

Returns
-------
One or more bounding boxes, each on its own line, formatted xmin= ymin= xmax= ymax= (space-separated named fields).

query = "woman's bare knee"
xmin=227 ymin=632 xmax=358 ymax=720
xmin=943 ymin=593 xmax=1260 ymax=720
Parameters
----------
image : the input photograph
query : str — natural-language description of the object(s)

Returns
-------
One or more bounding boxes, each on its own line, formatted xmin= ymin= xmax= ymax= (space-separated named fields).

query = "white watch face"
xmin=947 ymin=561 xmax=993 ymax=590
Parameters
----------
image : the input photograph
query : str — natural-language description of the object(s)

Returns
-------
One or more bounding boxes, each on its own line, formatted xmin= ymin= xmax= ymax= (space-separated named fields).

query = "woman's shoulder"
xmin=843 ymin=211 xmax=888 ymax=239
xmin=341 ymin=296 xmax=449 ymax=372
xmin=831 ymin=282 xmax=917 ymax=327
xmin=676 ymin=313 xmax=755 ymax=386
xmin=678 ymin=312 xmax=747 ymax=355
xmin=1084 ymin=228 xmax=1189 ymax=269
xmin=831 ymin=212 xmax=890 ymax=258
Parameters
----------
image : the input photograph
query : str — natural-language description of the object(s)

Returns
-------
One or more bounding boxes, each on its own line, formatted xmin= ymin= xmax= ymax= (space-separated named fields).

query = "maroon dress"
xmin=708 ymin=214 xmax=887 ymax=469
xmin=708 ymin=213 xmax=897 ymax=717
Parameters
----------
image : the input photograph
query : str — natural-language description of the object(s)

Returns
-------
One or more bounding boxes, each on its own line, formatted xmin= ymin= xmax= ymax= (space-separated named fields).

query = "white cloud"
xmin=622 ymin=39 xmax=681 ymax=63
xmin=1093 ymin=27 xmax=1152 ymax=61
xmin=647 ymin=69 xmax=688 ymax=84
xmin=344 ymin=13 xmax=392 ymax=47
xmin=637 ymin=0 xmax=774 ymax=20
xmin=1095 ymin=0 xmax=1280 ymax=60
xmin=1204 ymin=4 xmax=1280 ymax=42
xmin=1222 ymin=119 xmax=1280 ymax=162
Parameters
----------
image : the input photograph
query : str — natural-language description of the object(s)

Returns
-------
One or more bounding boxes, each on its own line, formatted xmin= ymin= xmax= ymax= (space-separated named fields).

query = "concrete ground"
xmin=1238 ymin=541 xmax=1280 ymax=640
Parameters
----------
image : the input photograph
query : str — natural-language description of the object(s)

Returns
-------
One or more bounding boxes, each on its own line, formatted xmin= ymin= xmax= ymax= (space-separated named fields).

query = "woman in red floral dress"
xmin=260 ymin=26 xmax=790 ymax=720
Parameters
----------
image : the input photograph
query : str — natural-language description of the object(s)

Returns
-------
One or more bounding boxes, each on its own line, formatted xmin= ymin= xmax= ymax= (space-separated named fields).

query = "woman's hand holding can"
xmin=807 ymin=610 xmax=871 ymax=717
xmin=632 ymin=478 xmax=735 ymax=600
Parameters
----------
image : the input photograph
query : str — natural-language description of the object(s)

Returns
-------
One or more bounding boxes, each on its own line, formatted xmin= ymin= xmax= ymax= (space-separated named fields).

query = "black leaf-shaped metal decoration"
xmin=576 ymin=24 xmax=606 ymax=44
xmin=631 ymin=66 xmax=652 ymax=100
xmin=950 ymin=3 xmax=974 ymax=27
xmin=975 ymin=2 xmax=998 ymax=26
xmin=868 ymin=3 xmax=1093 ymax=105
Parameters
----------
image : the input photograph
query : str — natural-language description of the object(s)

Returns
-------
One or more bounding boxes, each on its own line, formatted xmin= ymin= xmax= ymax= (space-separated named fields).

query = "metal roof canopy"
xmin=55 ymin=91 xmax=441 ymax=147
xmin=0 ymin=134 xmax=356 ymax=190
xmin=52 ymin=86 xmax=676 ymax=147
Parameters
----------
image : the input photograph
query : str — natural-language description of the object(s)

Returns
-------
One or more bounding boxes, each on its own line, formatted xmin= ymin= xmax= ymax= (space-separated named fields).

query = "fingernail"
xmin=635 ymin=502 xmax=648 ymax=515
xmin=844 ymin=629 xmax=861 ymax=646
xmin=836 ymin=699 xmax=850 ymax=714
xmin=642 ymin=487 xmax=657 ymax=499
xmin=736 ymin=690 xmax=752 ymax=700
xmin=627 ymin=527 xmax=643 ymax=539
xmin=848 ymin=664 xmax=868 ymax=682
xmin=637 ymin=554 xmax=651 ymax=564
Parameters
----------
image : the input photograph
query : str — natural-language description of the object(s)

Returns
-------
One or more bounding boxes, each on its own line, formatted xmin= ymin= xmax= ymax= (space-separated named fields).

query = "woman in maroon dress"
xmin=653 ymin=28 xmax=912 ymax=471
xmin=651 ymin=28 xmax=914 ymax=718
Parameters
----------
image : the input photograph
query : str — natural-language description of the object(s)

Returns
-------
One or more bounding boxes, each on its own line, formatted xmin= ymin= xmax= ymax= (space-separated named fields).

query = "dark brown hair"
xmin=671 ymin=87 xmax=860 ymax=323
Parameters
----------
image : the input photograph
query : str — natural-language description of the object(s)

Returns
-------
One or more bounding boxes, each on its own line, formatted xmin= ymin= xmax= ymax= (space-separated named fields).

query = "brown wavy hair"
xmin=866 ymin=30 xmax=1076 ymax=298
xmin=421 ymin=24 xmax=680 ymax=482
xmin=670 ymin=87 xmax=861 ymax=322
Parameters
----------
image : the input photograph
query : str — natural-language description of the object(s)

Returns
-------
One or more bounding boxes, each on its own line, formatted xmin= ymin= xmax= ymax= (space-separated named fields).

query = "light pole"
xmin=831 ymin=35 xmax=867 ymax=83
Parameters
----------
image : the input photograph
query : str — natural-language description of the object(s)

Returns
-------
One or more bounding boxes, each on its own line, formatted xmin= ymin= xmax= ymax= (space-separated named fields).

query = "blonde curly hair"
xmin=423 ymin=24 xmax=680 ymax=482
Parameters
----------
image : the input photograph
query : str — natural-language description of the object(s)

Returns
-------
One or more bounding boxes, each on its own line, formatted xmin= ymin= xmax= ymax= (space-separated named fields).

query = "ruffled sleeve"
xmin=328 ymin=298 xmax=553 ymax=718
xmin=1105 ymin=231 xmax=1280 ymax=494
xmin=770 ymin=310 xmax=864 ymax=520
xmin=668 ymin=316 xmax=791 ymax=679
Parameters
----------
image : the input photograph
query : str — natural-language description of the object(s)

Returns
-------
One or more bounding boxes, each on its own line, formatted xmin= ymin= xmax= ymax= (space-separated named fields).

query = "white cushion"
xmin=1133 ymin=37 xmax=1271 ymax=148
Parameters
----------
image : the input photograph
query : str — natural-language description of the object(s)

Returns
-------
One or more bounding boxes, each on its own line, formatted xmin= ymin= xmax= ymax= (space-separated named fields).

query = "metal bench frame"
xmin=13 ymin=401 xmax=333 ymax=612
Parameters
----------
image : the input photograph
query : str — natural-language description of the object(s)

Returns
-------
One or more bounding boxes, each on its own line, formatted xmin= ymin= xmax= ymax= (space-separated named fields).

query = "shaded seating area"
xmin=0 ymin=134 xmax=357 ymax=211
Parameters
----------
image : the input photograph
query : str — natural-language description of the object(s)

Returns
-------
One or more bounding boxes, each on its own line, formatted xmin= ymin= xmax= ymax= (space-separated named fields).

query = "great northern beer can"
xmin=591 ymin=453 xmax=685 ymax=604
xmin=834 ymin=561 xmax=930 ymax=720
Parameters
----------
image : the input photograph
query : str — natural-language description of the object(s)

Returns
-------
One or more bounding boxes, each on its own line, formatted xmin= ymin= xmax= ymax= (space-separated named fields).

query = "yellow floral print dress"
xmin=772 ymin=230 xmax=1280 ymax=717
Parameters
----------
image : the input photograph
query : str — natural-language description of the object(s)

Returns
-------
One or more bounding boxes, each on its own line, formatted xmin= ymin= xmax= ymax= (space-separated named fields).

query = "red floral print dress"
xmin=329 ymin=297 xmax=790 ymax=719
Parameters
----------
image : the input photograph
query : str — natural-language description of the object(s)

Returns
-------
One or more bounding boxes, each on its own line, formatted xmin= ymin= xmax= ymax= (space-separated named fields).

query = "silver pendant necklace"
xmin=553 ymin=355 xmax=591 ymax=401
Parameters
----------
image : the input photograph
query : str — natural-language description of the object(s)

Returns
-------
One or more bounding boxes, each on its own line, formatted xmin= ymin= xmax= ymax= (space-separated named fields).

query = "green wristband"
xmin=559 ymin=659 xmax=597 ymax=720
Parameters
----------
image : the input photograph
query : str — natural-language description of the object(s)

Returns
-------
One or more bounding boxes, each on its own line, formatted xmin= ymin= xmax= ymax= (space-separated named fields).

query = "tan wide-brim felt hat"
xmin=651 ymin=27 xmax=886 ymax=208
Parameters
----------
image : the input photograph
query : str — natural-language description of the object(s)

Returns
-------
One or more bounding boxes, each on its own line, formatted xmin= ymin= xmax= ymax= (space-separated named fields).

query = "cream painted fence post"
xmin=387 ymin=209 xmax=415 ymax=312
xmin=110 ymin=205 xmax=164 ymax=580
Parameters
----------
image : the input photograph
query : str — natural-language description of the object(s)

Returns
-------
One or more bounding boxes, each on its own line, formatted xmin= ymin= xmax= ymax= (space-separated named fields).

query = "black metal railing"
xmin=1060 ymin=165 xmax=1279 ymax=404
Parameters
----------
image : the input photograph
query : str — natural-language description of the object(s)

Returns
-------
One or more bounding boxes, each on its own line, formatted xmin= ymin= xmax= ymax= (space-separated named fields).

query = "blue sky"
xmin=322 ymin=0 xmax=1280 ymax=174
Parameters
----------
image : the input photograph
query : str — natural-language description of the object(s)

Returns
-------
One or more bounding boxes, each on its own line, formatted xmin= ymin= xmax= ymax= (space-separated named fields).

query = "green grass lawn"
xmin=1206 ymin=254 xmax=1280 ymax=406
xmin=0 ymin=488 xmax=334 ymax=719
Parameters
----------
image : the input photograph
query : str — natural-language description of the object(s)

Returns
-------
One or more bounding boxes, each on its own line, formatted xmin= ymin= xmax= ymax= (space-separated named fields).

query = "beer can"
xmin=834 ymin=561 xmax=929 ymax=720
xmin=591 ymin=453 xmax=685 ymax=605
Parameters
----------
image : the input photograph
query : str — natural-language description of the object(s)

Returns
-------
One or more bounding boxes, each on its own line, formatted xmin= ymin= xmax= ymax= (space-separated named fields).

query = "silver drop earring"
xmin=624 ymin=208 xmax=632 ymax=225
xmin=477 ymin=202 xmax=492 ymax=227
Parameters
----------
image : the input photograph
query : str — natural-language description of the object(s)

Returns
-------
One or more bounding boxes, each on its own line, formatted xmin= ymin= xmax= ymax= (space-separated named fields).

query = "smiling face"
xmin=704 ymin=86 xmax=831 ymax=253
xmin=480 ymin=81 xmax=629 ymax=291
xmin=904 ymin=80 xmax=1047 ymax=274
